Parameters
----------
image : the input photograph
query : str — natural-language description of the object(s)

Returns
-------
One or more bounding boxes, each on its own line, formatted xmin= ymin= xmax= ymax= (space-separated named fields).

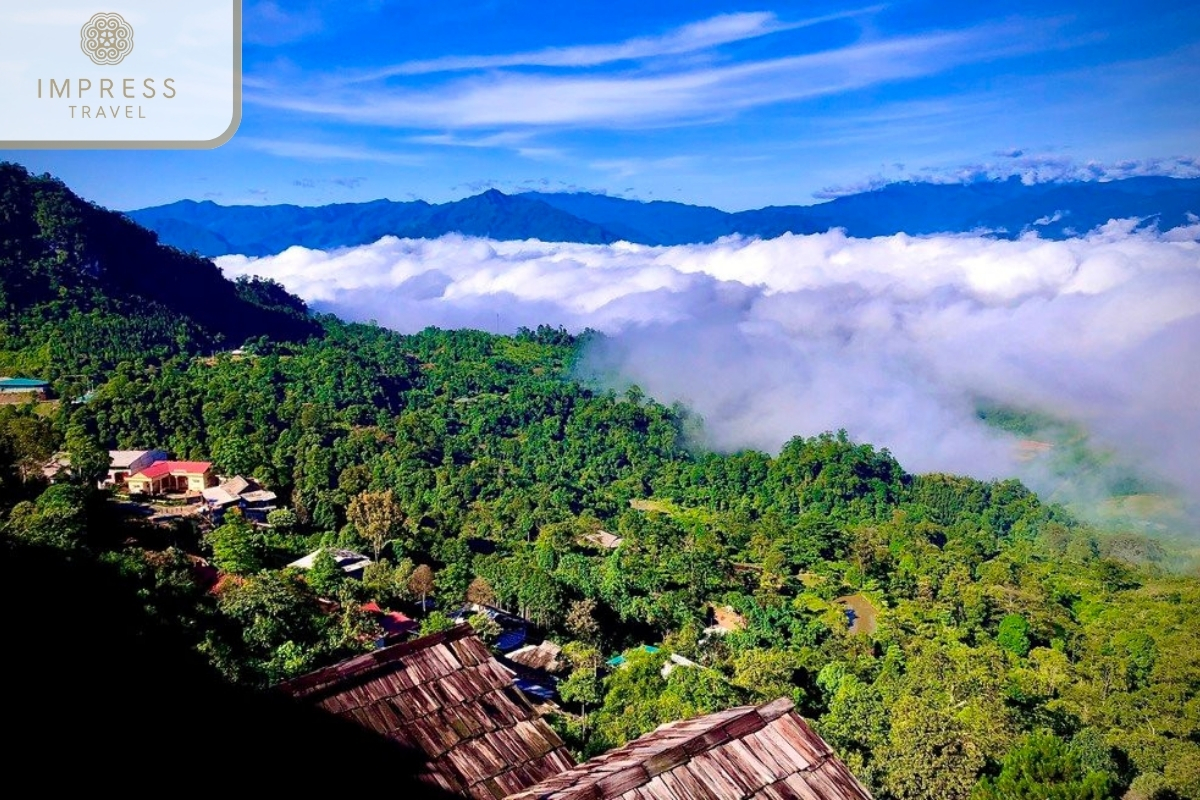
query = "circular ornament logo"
xmin=81 ymin=12 xmax=134 ymax=65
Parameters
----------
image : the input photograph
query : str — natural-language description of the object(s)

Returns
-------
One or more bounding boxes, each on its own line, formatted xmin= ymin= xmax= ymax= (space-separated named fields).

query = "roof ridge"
xmin=551 ymin=704 xmax=776 ymax=796
xmin=278 ymin=624 xmax=474 ymax=698
xmin=503 ymin=699 xmax=830 ymax=800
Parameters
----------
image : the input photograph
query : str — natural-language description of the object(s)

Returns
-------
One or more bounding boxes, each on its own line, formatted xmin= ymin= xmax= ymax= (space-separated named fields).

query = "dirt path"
xmin=836 ymin=593 xmax=878 ymax=635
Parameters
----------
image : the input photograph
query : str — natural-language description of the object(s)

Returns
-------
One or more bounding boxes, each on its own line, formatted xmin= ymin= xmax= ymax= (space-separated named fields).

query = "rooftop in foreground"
xmin=504 ymin=698 xmax=874 ymax=800
xmin=278 ymin=625 xmax=574 ymax=799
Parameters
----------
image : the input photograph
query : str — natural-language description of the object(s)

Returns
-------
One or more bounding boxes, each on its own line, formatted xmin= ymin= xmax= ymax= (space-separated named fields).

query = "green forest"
xmin=2 ymin=163 xmax=1197 ymax=800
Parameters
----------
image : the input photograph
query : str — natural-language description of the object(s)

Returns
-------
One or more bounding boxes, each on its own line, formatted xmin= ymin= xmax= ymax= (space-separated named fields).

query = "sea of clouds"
xmin=217 ymin=218 xmax=1200 ymax=510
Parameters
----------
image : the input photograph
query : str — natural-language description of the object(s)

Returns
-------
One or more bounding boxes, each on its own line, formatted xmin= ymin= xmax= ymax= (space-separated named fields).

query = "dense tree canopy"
xmin=1 ymin=162 xmax=1197 ymax=800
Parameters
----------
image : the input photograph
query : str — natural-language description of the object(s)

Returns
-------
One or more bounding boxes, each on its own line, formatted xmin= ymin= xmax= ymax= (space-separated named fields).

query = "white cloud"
xmin=244 ymin=1 xmax=323 ymax=46
xmin=351 ymin=11 xmax=835 ymax=79
xmin=815 ymin=155 xmax=1200 ymax=198
xmin=952 ymin=154 xmax=1200 ymax=184
xmin=246 ymin=20 xmax=1040 ymax=131
xmin=589 ymin=156 xmax=696 ymax=178
xmin=237 ymin=137 xmax=424 ymax=165
xmin=217 ymin=222 xmax=1200 ymax=510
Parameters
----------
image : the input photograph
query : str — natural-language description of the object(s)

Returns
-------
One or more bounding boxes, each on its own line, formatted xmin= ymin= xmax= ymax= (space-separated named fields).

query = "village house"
xmin=201 ymin=475 xmax=279 ymax=521
xmin=103 ymin=449 xmax=169 ymax=490
xmin=0 ymin=377 xmax=50 ymax=402
xmin=604 ymin=643 xmax=700 ymax=679
xmin=282 ymin=627 xmax=874 ymax=800
xmin=287 ymin=548 xmax=372 ymax=579
xmin=126 ymin=460 xmax=216 ymax=496
xmin=361 ymin=601 xmax=418 ymax=644
xmin=42 ymin=453 xmax=71 ymax=481
xmin=451 ymin=602 xmax=531 ymax=652
xmin=43 ymin=448 xmax=171 ymax=486
xmin=503 ymin=640 xmax=566 ymax=702
xmin=505 ymin=640 xmax=566 ymax=675
xmin=580 ymin=529 xmax=624 ymax=550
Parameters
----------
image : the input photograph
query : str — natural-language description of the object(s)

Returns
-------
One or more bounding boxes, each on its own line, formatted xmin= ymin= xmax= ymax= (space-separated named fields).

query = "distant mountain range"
xmin=128 ymin=177 xmax=1200 ymax=257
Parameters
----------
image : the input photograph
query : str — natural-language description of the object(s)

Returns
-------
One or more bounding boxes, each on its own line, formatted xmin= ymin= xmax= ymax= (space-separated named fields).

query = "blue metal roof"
xmin=515 ymin=678 xmax=558 ymax=700
xmin=496 ymin=627 xmax=528 ymax=652
xmin=0 ymin=377 xmax=48 ymax=388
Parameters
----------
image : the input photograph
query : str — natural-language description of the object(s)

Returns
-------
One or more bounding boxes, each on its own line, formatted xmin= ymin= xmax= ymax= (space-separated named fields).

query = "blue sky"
xmin=4 ymin=0 xmax=1199 ymax=210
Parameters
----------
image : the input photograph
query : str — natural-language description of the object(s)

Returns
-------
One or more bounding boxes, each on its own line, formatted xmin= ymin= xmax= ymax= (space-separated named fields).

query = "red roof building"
xmin=361 ymin=601 xmax=419 ymax=639
xmin=137 ymin=460 xmax=212 ymax=479
xmin=127 ymin=461 xmax=216 ymax=495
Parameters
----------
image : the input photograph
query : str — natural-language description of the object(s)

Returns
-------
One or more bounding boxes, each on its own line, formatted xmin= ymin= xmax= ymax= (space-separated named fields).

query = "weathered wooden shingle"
xmin=505 ymin=641 xmax=565 ymax=673
xmin=279 ymin=625 xmax=574 ymax=797
xmin=504 ymin=699 xmax=873 ymax=800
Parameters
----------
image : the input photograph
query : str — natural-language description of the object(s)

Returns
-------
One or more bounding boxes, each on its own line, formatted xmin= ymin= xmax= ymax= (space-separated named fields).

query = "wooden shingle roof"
xmin=505 ymin=641 xmax=565 ymax=674
xmin=219 ymin=475 xmax=252 ymax=496
xmin=279 ymin=625 xmax=575 ymax=799
xmin=504 ymin=698 xmax=874 ymax=800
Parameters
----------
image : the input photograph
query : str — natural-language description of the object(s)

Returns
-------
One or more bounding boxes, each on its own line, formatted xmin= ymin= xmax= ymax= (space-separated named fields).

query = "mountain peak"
xmin=125 ymin=176 xmax=1200 ymax=256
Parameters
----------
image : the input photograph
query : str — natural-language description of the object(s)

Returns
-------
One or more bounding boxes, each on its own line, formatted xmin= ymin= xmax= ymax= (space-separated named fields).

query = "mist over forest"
xmin=218 ymin=220 xmax=1200 ymax=525
xmin=4 ymin=151 xmax=1200 ymax=800
xmin=6 ymin=0 xmax=1200 ymax=794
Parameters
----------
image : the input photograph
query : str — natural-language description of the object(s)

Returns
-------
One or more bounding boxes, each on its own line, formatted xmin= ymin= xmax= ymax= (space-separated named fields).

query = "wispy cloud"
xmin=408 ymin=131 xmax=568 ymax=160
xmin=248 ymin=25 xmax=1034 ymax=130
xmin=243 ymin=0 xmax=386 ymax=46
xmin=410 ymin=131 xmax=534 ymax=148
xmin=293 ymin=176 xmax=368 ymax=190
xmin=344 ymin=8 xmax=883 ymax=80
xmin=590 ymin=156 xmax=696 ymax=178
xmin=244 ymin=1 xmax=324 ymax=46
xmin=237 ymin=137 xmax=424 ymax=166
xmin=813 ymin=154 xmax=1200 ymax=198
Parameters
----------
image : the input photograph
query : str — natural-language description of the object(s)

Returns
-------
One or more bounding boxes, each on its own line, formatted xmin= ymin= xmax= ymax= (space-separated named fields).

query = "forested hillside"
xmin=0 ymin=163 xmax=319 ymax=386
xmin=1 ymin=166 xmax=1197 ymax=800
